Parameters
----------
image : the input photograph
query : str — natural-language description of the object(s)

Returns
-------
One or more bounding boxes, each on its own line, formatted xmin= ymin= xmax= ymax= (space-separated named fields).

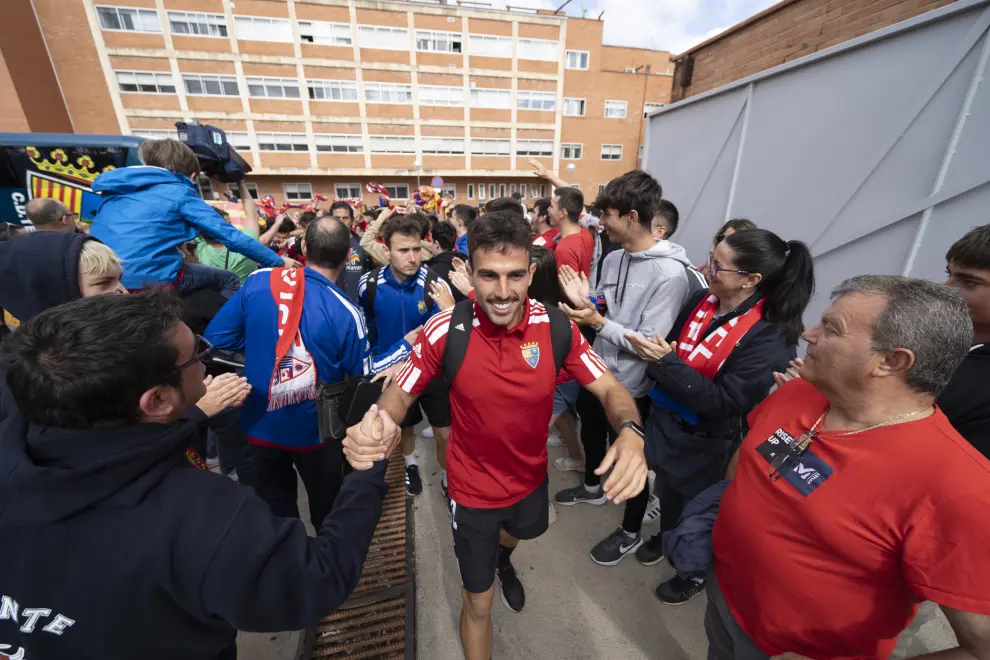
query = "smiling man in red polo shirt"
xmin=344 ymin=211 xmax=647 ymax=660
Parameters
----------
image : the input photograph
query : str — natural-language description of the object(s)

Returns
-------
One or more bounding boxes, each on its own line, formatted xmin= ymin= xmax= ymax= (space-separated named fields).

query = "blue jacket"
xmin=90 ymin=166 xmax=282 ymax=290
xmin=204 ymin=268 xmax=410 ymax=450
xmin=455 ymin=233 xmax=469 ymax=256
xmin=358 ymin=265 xmax=444 ymax=353
xmin=661 ymin=480 xmax=730 ymax=580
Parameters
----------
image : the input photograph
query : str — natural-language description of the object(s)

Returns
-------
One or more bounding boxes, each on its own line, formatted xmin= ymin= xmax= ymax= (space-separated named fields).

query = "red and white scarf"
xmin=267 ymin=268 xmax=318 ymax=411
xmin=675 ymin=294 xmax=765 ymax=379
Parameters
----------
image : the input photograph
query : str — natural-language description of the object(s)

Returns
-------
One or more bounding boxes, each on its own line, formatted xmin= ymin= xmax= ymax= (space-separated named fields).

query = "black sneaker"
xmin=554 ymin=483 xmax=607 ymax=506
xmin=496 ymin=559 xmax=525 ymax=613
xmin=636 ymin=532 xmax=665 ymax=566
xmin=405 ymin=464 xmax=423 ymax=496
xmin=655 ymin=575 xmax=706 ymax=605
xmin=590 ymin=527 xmax=643 ymax=566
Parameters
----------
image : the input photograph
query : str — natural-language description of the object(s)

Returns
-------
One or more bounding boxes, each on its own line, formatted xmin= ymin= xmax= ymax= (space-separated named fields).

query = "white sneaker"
xmin=420 ymin=427 xmax=434 ymax=439
xmin=548 ymin=502 xmax=557 ymax=525
xmin=554 ymin=457 xmax=585 ymax=473
xmin=642 ymin=494 xmax=661 ymax=525
xmin=546 ymin=429 xmax=563 ymax=446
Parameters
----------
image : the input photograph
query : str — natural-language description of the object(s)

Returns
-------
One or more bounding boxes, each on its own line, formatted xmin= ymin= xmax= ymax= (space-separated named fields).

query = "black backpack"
xmin=174 ymin=121 xmax=251 ymax=183
xmin=440 ymin=299 xmax=572 ymax=385
xmin=364 ymin=266 xmax=439 ymax=336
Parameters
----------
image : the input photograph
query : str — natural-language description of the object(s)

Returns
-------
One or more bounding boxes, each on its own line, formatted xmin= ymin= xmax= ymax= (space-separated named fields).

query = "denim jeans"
xmin=178 ymin=262 xmax=241 ymax=299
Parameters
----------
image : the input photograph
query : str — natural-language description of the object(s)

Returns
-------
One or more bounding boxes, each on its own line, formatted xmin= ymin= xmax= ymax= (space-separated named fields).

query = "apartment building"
xmin=2 ymin=0 xmax=673 ymax=206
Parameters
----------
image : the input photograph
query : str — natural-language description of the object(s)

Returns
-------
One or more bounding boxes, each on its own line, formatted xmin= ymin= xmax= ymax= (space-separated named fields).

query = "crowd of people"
xmin=0 ymin=136 xmax=988 ymax=660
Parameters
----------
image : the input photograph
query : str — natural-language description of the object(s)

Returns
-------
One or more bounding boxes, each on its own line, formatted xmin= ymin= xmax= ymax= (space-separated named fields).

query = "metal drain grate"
xmin=298 ymin=454 xmax=415 ymax=660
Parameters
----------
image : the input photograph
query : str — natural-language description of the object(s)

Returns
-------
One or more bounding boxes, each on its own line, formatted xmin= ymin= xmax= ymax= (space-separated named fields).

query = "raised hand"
xmin=625 ymin=332 xmax=676 ymax=363
xmin=343 ymin=405 xmax=400 ymax=470
xmin=196 ymin=373 xmax=252 ymax=418
xmin=558 ymin=264 xmax=590 ymax=308
xmin=429 ymin=281 xmax=456 ymax=310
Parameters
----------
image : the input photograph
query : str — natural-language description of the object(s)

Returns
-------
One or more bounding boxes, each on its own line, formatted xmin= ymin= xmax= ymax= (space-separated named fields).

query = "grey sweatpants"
xmin=705 ymin=564 xmax=770 ymax=660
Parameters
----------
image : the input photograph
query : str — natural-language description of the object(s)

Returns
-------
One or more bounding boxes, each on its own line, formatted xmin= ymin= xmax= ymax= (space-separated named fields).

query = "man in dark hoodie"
xmin=426 ymin=220 xmax=468 ymax=302
xmin=0 ymin=291 xmax=389 ymax=660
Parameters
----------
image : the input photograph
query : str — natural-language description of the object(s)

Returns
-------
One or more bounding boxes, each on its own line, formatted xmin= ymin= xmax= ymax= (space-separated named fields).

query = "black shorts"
xmin=448 ymin=476 xmax=550 ymax=594
xmin=401 ymin=377 xmax=451 ymax=429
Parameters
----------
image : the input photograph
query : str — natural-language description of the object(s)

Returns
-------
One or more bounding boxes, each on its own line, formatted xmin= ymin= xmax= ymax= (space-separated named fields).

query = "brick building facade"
xmin=671 ymin=0 xmax=957 ymax=102
xmin=0 ymin=0 xmax=674 ymax=207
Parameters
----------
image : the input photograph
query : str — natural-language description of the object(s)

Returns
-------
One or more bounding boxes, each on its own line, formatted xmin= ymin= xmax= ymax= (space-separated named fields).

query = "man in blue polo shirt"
xmin=206 ymin=217 xmax=413 ymax=527
xmin=450 ymin=204 xmax=477 ymax=256
xmin=359 ymin=208 xmax=453 ymax=497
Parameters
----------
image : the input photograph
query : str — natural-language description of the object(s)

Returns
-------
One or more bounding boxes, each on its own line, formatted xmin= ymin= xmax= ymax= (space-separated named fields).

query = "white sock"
xmin=441 ymin=469 xmax=447 ymax=487
xmin=584 ymin=483 xmax=600 ymax=493
xmin=622 ymin=529 xmax=638 ymax=539
xmin=404 ymin=453 xmax=417 ymax=467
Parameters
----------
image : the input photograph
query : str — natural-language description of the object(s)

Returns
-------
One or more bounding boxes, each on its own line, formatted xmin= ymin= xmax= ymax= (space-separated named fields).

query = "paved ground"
xmin=236 ymin=428 xmax=958 ymax=659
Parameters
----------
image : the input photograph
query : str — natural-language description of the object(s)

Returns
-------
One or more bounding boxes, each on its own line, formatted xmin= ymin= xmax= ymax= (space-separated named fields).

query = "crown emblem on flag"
xmin=25 ymin=146 xmax=114 ymax=184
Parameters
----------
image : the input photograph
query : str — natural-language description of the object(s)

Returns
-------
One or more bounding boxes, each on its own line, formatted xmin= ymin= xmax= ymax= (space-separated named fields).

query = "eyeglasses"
xmin=164 ymin=335 xmax=214 ymax=381
xmin=707 ymin=252 xmax=750 ymax=279
xmin=63 ymin=213 xmax=79 ymax=223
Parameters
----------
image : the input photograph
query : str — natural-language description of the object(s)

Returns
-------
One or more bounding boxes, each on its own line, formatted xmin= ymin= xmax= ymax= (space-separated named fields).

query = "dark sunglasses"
xmin=165 ymin=335 xmax=214 ymax=381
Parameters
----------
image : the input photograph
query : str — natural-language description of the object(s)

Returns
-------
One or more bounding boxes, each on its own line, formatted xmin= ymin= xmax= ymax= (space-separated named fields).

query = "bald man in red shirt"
xmin=344 ymin=211 xmax=646 ymax=660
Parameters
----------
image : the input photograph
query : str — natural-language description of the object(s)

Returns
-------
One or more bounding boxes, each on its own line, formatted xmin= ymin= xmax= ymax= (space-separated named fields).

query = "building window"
xmin=516 ymin=140 xmax=554 ymax=157
xmin=488 ymin=184 xmax=496 ymax=199
xmin=561 ymin=143 xmax=582 ymax=160
xmin=384 ymin=184 xmax=410 ymax=199
xmin=517 ymin=91 xmax=556 ymax=111
xmin=298 ymin=20 xmax=352 ymax=45
xmin=369 ymin=135 xmax=415 ymax=154
xmin=566 ymin=50 xmax=589 ymax=70
xmin=477 ymin=183 xmax=486 ymax=200
xmin=510 ymin=184 xmax=518 ymax=195
xmin=96 ymin=6 xmax=161 ymax=33
xmin=228 ymin=182 xmax=260 ymax=199
xmin=233 ymin=16 xmax=293 ymax=43
xmin=469 ymin=88 xmax=511 ymax=110
xmin=442 ymin=183 xmax=457 ymax=198
xmin=540 ymin=184 xmax=547 ymax=197
xmin=605 ymin=100 xmax=628 ymax=118
xmin=225 ymin=131 xmax=251 ymax=151
xmin=470 ymin=138 xmax=510 ymax=156
xmin=132 ymin=129 xmax=174 ymax=139
xmin=562 ymin=98 xmax=586 ymax=117
xmin=601 ymin=144 xmax=623 ymax=160
xmin=167 ymin=11 xmax=227 ymax=37
xmin=469 ymin=34 xmax=511 ymax=58
xmin=314 ymin=134 xmax=363 ymax=153
xmin=530 ymin=184 xmax=540 ymax=199
xmin=570 ymin=183 xmax=581 ymax=190
xmin=283 ymin=183 xmax=313 ymax=201
xmin=643 ymin=102 xmax=665 ymax=118
xmin=335 ymin=183 xmax=363 ymax=199
xmin=183 ymin=74 xmax=239 ymax=97
xmin=499 ymin=183 xmax=507 ymax=198
xmin=364 ymin=82 xmax=412 ymax=104
xmin=416 ymin=30 xmax=462 ymax=53
xmin=308 ymin=79 xmax=358 ymax=102
xmin=257 ymin=133 xmax=309 ymax=152
xmin=197 ymin=175 xmax=214 ymax=199
xmin=598 ymin=183 xmax=606 ymax=195
xmin=638 ymin=144 xmax=645 ymax=160
xmin=357 ymin=25 xmax=409 ymax=50
xmin=419 ymin=85 xmax=463 ymax=107
xmin=115 ymin=71 xmax=175 ymax=94
xmin=517 ymin=38 xmax=558 ymax=61
xmin=422 ymin=137 xmax=465 ymax=155
xmin=246 ymin=77 xmax=300 ymax=99
xmin=467 ymin=184 xmax=475 ymax=200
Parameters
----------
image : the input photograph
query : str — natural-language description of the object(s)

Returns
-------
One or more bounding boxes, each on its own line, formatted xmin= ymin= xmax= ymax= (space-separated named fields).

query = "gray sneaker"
xmin=590 ymin=527 xmax=643 ymax=566
xmin=554 ymin=484 xmax=607 ymax=506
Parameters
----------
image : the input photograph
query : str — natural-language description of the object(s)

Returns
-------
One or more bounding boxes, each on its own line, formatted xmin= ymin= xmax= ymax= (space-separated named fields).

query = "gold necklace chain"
xmin=810 ymin=406 xmax=934 ymax=438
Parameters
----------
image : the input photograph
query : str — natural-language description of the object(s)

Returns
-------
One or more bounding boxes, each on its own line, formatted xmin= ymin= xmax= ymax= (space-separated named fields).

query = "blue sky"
xmin=494 ymin=0 xmax=779 ymax=54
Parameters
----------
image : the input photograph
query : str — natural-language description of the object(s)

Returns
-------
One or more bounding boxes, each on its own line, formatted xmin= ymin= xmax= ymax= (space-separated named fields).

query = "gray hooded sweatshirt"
xmin=594 ymin=240 xmax=698 ymax=398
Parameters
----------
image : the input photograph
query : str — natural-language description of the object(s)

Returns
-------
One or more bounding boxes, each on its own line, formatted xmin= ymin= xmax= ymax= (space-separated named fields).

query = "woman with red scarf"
xmin=623 ymin=228 xmax=814 ymax=604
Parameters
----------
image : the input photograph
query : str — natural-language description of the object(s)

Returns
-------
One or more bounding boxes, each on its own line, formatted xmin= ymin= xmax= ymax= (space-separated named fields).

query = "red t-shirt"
xmin=713 ymin=379 xmax=990 ymax=659
xmin=396 ymin=299 xmax=606 ymax=508
xmin=555 ymin=228 xmax=594 ymax=277
xmin=532 ymin=227 xmax=560 ymax=252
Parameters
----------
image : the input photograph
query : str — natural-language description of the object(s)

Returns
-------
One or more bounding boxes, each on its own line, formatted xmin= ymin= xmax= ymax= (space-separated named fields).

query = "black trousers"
xmin=580 ymin=390 xmax=652 ymax=532
xmin=250 ymin=441 xmax=343 ymax=528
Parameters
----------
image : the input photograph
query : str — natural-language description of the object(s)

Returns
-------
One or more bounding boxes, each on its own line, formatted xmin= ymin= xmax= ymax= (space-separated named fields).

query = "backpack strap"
xmin=422 ymin=266 xmax=439 ymax=312
xmin=547 ymin=305 xmax=572 ymax=375
xmin=441 ymin=299 xmax=475 ymax=386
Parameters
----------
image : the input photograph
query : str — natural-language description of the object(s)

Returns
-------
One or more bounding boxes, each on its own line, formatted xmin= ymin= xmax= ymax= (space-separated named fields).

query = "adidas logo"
xmin=454 ymin=323 xmax=465 ymax=331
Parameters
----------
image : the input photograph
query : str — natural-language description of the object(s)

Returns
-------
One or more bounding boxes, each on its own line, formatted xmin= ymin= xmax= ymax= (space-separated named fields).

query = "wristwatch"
xmin=619 ymin=421 xmax=645 ymax=439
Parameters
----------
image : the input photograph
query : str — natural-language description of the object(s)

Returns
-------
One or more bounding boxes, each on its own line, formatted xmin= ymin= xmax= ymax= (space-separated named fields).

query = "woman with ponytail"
xmin=605 ymin=228 xmax=814 ymax=603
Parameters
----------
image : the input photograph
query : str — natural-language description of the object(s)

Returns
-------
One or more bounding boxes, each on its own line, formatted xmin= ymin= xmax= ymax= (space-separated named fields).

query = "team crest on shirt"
xmin=521 ymin=342 xmax=540 ymax=368
xmin=418 ymin=300 xmax=427 ymax=313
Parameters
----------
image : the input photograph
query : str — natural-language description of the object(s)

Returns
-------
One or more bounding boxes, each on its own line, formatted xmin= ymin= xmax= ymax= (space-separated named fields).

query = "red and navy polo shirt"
xmin=397 ymin=299 xmax=607 ymax=509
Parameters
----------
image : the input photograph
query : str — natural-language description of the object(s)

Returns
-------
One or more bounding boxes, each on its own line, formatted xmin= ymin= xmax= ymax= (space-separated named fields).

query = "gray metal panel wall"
xmin=645 ymin=0 xmax=990 ymax=327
